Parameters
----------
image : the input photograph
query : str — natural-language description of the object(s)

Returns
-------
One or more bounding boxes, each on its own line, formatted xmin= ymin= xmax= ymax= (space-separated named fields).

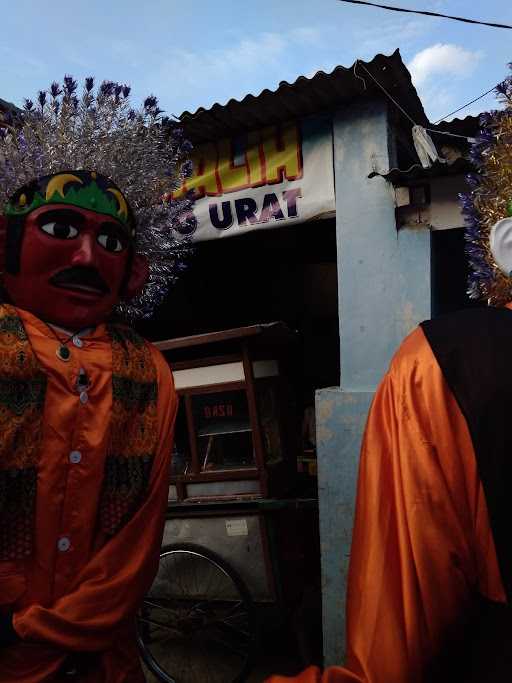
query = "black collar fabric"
xmin=422 ymin=307 xmax=512 ymax=603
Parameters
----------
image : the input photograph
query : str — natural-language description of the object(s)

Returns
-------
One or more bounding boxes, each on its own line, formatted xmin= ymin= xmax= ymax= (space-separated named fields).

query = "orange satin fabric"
xmin=0 ymin=307 xmax=177 ymax=683
xmin=267 ymin=325 xmax=506 ymax=683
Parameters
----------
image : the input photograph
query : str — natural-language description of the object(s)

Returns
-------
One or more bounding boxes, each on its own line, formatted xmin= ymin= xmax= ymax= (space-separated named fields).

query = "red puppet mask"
xmin=0 ymin=171 xmax=149 ymax=331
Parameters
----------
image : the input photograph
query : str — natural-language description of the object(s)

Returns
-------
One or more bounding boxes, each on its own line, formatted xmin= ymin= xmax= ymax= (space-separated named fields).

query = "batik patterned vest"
xmin=0 ymin=304 xmax=158 ymax=561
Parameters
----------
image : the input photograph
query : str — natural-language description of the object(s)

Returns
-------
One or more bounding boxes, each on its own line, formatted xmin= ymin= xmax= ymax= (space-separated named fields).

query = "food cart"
xmin=138 ymin=323 xmax=321 ymax=683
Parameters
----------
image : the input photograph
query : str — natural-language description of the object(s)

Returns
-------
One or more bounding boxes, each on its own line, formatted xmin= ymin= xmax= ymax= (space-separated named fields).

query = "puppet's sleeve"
xmin=13 ymin=347 xmax=178 ymax=651
xmin=267 ymin=327 xmax=491 ymax=683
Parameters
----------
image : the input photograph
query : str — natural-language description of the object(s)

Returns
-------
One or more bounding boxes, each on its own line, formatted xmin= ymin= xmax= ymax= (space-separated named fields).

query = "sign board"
xmin=172 ymin=116 xmax=335 ymax=242
xmin=225 ymin=519 xmax=249 ymax=537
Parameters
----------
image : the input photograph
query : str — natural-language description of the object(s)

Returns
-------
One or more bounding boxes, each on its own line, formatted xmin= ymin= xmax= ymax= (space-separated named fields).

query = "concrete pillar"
xmin=316 ymin=99 xmax=431 ymax=666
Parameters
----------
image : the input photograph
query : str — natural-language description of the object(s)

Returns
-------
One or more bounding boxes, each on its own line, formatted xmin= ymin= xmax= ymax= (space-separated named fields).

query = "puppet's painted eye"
xmin=97 ymin=226 xmax=127 ymax=253
xmin=40 ymin=222 xmax=79 ymax=239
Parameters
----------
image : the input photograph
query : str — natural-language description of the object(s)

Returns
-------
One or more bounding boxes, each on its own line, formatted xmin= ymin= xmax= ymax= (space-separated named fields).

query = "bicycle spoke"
xmin=143 ymin=598 xmax=173 ymax=611
xmin=138 ymin=616 xmax=179 ymax=633
xmin=211 ymin=620 xmax=251 ymax=640
xmin=202 ymin=635 xmax=247 ymax=659
xmin=139 ymin=547 xmax=256 ymax=683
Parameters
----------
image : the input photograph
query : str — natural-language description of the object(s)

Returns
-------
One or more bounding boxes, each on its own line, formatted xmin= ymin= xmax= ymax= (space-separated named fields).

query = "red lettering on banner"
xmin=172 ymin=123 xmax=303 ymax=199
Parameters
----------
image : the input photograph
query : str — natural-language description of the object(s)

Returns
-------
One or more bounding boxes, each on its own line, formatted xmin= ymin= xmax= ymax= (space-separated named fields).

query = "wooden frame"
xmin=172 ymin=377 xmax=263 ymax=500
xmin=242 ymin=342 xmax=268 ymax=497
xmin=163 ymin=323 xmax=298 ymax=502
xmin=179 ymin=380 xmax=245 ymax=396
xmin=156 ymin=322 xmax=293 ymax=353
xmin=171 ymin=353 xmax=242 ymax=372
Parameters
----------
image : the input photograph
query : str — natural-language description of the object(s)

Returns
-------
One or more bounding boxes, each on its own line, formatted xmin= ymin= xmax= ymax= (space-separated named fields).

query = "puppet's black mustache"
xmin=51 ymin=267 xmax=109 ymax=294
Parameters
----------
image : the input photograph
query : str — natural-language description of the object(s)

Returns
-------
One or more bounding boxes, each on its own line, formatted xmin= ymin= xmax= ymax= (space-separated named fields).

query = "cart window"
xmin=171 ymin=403 xmax=191 ymax=475
xmin=192 ymin=390 xmax=255 ymax=471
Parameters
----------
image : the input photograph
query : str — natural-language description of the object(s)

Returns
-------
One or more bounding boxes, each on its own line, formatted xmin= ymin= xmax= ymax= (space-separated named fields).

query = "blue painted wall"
xmin=316 ymin=99 xmax=432 ymax=666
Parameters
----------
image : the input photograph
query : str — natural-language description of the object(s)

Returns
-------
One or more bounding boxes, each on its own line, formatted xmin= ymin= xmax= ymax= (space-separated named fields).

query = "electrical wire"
xmin=337 ymin=0 xmax=512 ymax=30
xmin=355 ymin=61 xmax=481 ymax=141
xmin=356 ymin=62 xmax=416 ymax=124
xmin=433 ymin=87 xmax=498 ymax=124
xmin=425 ymin=128 xmax=476 ymax=141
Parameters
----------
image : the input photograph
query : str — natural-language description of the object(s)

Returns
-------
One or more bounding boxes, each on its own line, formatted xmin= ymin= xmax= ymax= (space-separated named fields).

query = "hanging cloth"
xmin=412 ymin=125 xmax=447 ymax=169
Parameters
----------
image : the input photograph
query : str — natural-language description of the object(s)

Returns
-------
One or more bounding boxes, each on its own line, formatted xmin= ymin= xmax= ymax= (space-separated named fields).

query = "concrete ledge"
xmin=316 ymin=387 xmax=374 ymax=666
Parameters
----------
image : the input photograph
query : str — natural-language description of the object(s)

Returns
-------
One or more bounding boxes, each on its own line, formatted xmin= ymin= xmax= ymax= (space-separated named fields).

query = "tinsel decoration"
xmin=0 ymin=76 xmax=195 ymax=320
xmin=462 ymin=64 xmax=512 ymax=306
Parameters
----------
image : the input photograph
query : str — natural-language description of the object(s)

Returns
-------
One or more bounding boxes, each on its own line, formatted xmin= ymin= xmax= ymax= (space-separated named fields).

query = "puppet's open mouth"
xmin=50 ymin=268 xmax=109 ymax=296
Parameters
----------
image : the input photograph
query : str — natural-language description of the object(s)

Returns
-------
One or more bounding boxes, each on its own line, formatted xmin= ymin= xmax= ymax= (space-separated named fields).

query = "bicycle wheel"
xmin=137 ymin=543 xmax=258 ymax=683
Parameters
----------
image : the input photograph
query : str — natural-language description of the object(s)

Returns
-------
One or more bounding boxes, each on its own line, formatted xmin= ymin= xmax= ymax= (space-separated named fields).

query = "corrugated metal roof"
xmin=377 ymin=157 xmax=473 ymax=184
xmin=179 ymin=48 xmax=428 ymax=144
xmin=377 ymin=116 xmax=481 ymax=184
xmin=431 ymin=114 xmax=481 ymax=139
xmin=0 ymin=98 xmax=18 ymax=114
xmin=425 ymin=115 xmax=481 ymax=160
xmin=0 ymin=97 xmax=19 ymax=129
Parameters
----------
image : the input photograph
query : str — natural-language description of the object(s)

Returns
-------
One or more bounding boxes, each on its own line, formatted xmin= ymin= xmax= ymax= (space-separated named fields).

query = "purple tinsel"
xmin=461 ymin=68 xmax=512 ymax=302
xmin=144 ymin=95 xmax=158 ymax=111
xmin=50 ymin=82 xmax=61 ymax=98
xmin=63 ymin=75 xmax=77 ymax=95
xmin=100 ymin=80 xmax=115 ymax=96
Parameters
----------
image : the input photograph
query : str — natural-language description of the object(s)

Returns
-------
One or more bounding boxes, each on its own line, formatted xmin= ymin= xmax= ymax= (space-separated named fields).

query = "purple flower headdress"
xmin=0 ymin=76 xmax=194 ymax=320
xmin=462 ymin=64 xmax=512 ymax=306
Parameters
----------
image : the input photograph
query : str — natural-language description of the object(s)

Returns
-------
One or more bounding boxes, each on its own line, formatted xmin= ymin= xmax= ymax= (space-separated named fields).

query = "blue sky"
xmin=1 ymin=0 xmax=511 ymax=123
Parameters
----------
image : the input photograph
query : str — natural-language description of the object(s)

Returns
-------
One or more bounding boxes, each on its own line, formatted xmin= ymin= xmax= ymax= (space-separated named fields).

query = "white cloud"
xmin=157 ymin=32 xmax=288 ymax=92
xmin=147 ymin=27 xmax=331 ymax=113
xmin=419 ymin=85 xmax=454 ymax=121
xmin=109 ymin=39 xmax=141 ymax=69
xmin=0 ymin=46 xmax=47 ymax=77
xmin=408 ymin=43 xmax=483 ymax=87
xmin=289 ymin=27 xmax=323 ymax=46
xmin=356 ymin=19 xmax=425 ymax=58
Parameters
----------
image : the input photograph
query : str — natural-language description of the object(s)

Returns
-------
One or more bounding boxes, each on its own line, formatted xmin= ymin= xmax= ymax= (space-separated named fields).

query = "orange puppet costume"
xmin=268 ymin=320 xmax=508 ymax=683
xmin=0 ymin=77 xmax=192 ymax=680
xmin=267 ymin=72 xmax=512 ymax=682
xmin=0 ymin=306 xmax=177 ymax=682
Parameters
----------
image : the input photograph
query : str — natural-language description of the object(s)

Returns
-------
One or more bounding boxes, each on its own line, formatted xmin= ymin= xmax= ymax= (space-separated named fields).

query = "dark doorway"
xmin=431 ymin=228 xmax=484 ymax=318
xmin=137 ymin=219 xmax=340 ymax=394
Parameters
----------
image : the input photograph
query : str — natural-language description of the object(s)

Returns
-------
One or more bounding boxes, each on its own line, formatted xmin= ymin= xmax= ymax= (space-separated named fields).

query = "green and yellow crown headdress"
xmin=5 ymin=170 xmax=136 ymax=238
